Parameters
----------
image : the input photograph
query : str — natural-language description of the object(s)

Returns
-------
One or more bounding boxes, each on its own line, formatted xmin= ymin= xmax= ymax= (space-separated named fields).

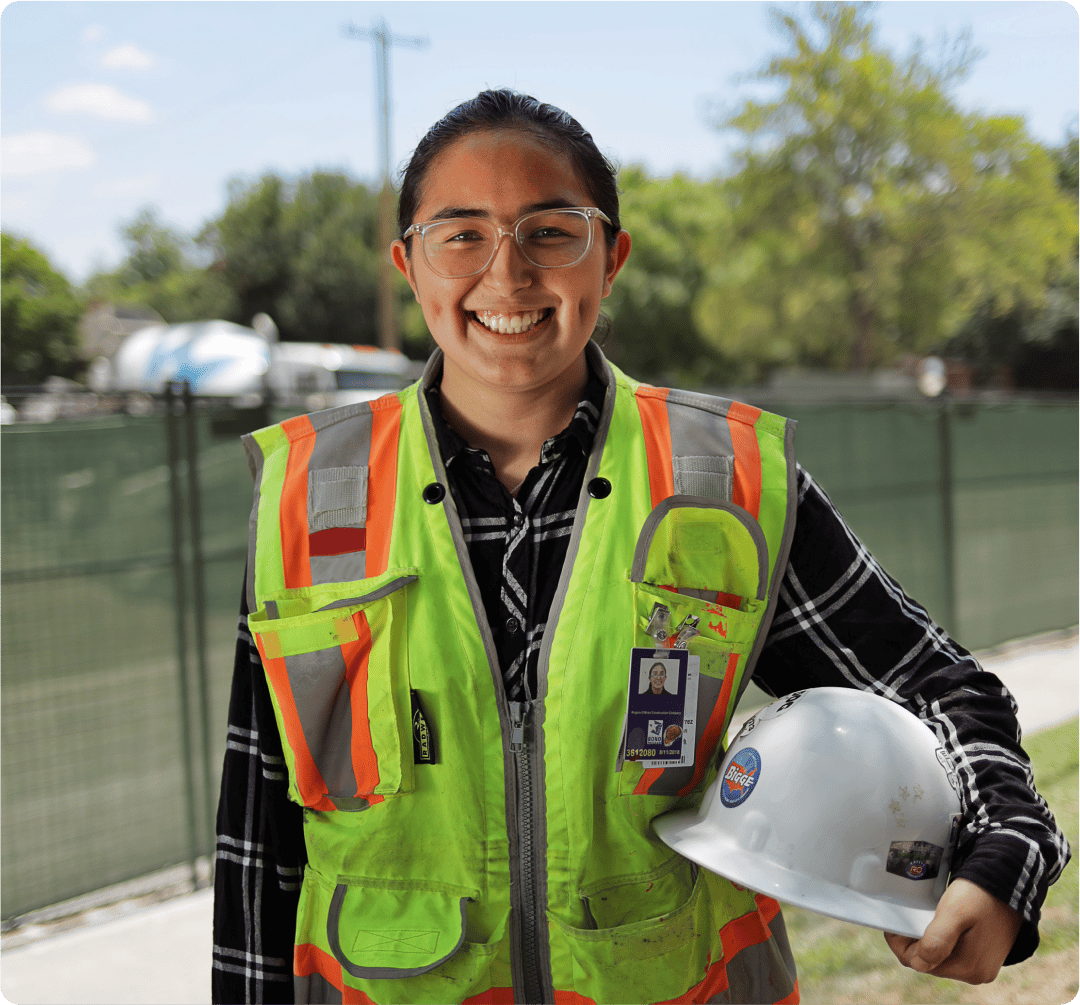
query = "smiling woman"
xmin=213 ymin=89 xmax=1070 ymax=1005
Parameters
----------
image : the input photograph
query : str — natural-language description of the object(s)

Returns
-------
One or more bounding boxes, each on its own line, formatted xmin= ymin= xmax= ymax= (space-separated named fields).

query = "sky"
xmin=2 ymin=1 xmax=1078 ymax=284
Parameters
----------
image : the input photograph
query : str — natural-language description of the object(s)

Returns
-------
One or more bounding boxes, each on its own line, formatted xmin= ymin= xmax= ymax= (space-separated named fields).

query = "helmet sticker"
xmin=720 ymin=747 xmax=761 ymax=807
xmin=886 ymin=840 xmax=944 ymax=881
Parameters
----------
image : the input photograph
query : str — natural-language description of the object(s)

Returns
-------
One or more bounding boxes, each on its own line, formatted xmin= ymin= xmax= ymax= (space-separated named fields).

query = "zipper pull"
xmin=508 ymin=701 xmax=528 ymax=752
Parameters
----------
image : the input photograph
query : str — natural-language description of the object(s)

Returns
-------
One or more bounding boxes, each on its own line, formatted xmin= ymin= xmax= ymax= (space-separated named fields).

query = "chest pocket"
xmin=248 ymin=569 xmax=418 ymax=810
xmin=621 ymin=498 xmax=769 ymax=797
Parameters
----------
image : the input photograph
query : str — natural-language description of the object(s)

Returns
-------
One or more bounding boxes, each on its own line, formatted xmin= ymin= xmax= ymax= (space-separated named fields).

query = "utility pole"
xmin=343 ymin=17 xmax=428 ymax=352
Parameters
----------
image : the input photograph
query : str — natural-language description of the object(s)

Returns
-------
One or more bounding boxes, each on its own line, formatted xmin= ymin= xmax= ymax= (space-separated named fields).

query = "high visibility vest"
xmin=242 ymin=344 xmax=799 ymax=1005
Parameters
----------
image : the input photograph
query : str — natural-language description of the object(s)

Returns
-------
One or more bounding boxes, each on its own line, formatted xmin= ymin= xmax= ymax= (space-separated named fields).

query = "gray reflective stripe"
xmin=265 ymin=600 xmax=280 ymax=620
xmin=309 ymin=466 xmax=368 ymax=531
xmin=305 ymin=405 xmax=377 ymax=585
xmin=284 ymin=646 xmax=357 ymax=798
xmin=330 ymin=795 xmax=373 ymax=811
xmin=630 ymin=496 xmax=769 ymax=601
xmin=315 ymin=575 xmax=418 ymax=611
xmin=666 ymin=391 xmax=736 ymax=459
xmin=242 ymin=432 xmax=266 ymax=614
xmin=312 ymin=553 xmax=366 ymax=582
xmin=706 ymin=907 xmax=797 ymax=1004
xmin=327 ymin=886 xmax=469 ymax=979
xmin=735 ymin=419 xmax=798 ymax=711
xmin=673 ymin=455 xmax=733 ymax=501
xmin=294 ymin=970 xmax=343 ymax=1004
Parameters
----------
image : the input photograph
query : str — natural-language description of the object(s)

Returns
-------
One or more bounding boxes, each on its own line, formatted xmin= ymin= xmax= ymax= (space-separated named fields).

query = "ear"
xmin=601 ymin=230 xmax=632 ymax=299
xmin=391 ymin=240 xmax=420 ymax=303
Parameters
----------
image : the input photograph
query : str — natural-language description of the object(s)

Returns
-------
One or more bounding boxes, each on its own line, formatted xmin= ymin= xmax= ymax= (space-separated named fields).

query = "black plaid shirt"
xmin=212 ymin=379 xmax=1070 ymax=1003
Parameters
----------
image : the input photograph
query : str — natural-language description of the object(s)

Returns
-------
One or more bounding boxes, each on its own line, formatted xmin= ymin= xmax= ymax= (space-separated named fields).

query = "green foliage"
xmin=203 ymin=172 xmax=420 ymax=352
xmin=695 ymin=2 xmax=1078 ymax=378
xmin=84 ymin=208 xmax=236 ymax=323
xmin=605 ymin=167 xmax=742 ymax=385
xmin=1 ymin=233 xmax=85 ymax=384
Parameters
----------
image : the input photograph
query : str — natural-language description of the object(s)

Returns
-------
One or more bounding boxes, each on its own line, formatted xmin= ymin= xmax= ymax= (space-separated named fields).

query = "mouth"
xmin=469 ymin=308 xmax=554 ymax=336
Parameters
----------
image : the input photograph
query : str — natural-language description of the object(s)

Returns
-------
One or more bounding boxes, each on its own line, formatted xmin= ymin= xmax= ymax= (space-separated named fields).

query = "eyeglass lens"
xmin=422 ymin=209 xmax=595 ymax=277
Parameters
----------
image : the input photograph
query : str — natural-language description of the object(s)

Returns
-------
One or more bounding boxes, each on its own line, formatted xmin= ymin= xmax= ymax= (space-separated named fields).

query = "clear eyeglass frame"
xmin=401 ymin=206 xmax=613 ymax=279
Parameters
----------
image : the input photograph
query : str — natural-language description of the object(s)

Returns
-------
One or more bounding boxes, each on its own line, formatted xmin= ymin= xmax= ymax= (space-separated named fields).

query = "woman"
xmin=214 ymin=90 xmax=1068 ymax=1005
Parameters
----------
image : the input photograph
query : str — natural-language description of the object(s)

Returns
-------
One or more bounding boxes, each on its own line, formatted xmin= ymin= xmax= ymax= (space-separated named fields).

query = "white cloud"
xmin=82 ymin=25 xmax=106 ymax=44
xmin=101 ymin=44 xmax=156 ymax=71
xmin=2 ymin=132 xmax=95 ymax=177
xmin=45 ymin=84 xmax=154 ymax=123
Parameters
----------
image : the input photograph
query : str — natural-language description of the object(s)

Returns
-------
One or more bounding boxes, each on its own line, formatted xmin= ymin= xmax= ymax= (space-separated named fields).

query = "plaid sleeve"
xmin=754 ymin=465 xmax=1072 ymax=965
xmin=212 ymin=581 xmax=306 ymax=1003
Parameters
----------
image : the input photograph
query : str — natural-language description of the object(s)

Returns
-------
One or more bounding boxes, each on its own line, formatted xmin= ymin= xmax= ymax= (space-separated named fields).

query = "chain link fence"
xmin=1 ymin=392 xmax=1076 ymax=921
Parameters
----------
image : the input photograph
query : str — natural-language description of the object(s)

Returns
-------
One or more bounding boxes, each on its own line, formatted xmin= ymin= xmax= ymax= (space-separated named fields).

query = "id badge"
xmin=621 ymin=647 xmax=699 ymax=768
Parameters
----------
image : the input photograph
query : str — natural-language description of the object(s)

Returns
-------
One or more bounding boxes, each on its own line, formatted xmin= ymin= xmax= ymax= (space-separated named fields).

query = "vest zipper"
xmin=508 ymin=699 xmax=548 ymax=1004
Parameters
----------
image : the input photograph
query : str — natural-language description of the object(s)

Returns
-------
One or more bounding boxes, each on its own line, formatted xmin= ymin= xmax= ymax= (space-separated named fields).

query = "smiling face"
xmin=392 ymin=129 xmax=630 ymax=400
xmin=649 ymin=663 xmax=667 ymax=695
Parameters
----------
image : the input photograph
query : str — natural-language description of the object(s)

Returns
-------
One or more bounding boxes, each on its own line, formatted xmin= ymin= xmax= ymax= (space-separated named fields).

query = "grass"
xmin=787 ymin=717 xmax=1079 ymax=1005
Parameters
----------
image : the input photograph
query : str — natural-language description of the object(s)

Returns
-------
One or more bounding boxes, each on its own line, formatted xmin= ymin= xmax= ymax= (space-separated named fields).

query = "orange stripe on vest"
xmin=365 ymin=395 xmax=402 ymax=579
xmin=633 ymin=386 xmax=674 ymax=796
xmin=280 ymin=415 xmax=316 ymax=589
xmin=679 ymin=651 xmax=740 ymax=797
xmin=726 ymin=401 xmax=763 ymax=520
xmin=634 ymin=386 xmax=674 ymax=509
xmin=342 ymin=610 xmax=383 ymax=803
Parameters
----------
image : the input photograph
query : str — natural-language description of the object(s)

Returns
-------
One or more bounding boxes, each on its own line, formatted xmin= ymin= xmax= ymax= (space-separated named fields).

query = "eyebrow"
xmin=428 ymin=199 xmax=578 ymax=222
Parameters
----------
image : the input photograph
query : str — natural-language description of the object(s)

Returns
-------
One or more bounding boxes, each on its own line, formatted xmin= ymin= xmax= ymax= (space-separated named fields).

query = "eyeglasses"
xmin=402 ymin=207 xmax=612 ymax=279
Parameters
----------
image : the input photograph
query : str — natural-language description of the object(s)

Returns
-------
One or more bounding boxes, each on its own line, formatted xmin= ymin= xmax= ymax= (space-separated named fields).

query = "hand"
xmin=884 ymin=878 xmax=1023 ymax=985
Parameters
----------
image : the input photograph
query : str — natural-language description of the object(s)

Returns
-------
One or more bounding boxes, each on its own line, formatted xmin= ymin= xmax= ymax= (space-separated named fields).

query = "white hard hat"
xmin=653 ymin=687 xmax=962 ymax=939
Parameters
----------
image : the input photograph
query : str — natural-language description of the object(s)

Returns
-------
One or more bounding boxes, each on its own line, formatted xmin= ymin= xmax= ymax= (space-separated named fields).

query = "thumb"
xmin=909 ymin=911 xmax=964 ymax=973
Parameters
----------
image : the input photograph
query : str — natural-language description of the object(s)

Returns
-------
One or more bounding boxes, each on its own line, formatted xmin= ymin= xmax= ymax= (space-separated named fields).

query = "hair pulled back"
xmin=397 ymin=89 xmax=621 ymax=246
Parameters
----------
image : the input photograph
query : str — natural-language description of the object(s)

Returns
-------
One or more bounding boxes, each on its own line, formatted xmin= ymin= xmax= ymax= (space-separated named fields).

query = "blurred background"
xmin=1 ymin=2 xmax=1077 ymax=1003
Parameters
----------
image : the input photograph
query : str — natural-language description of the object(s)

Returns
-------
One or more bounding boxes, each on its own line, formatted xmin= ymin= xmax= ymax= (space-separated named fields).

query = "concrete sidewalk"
xmin=2 ymin=630 xmax=1076 ymax=1005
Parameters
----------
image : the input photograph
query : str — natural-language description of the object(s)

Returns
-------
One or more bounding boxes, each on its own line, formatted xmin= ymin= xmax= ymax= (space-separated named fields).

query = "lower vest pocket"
xmin=552 ymin=866 xmax=713 ymax=1005
xmin=295 ymin=873 xmax=509 ymax=1005
xmin=248 ymin=569 xmax=418 ymax=810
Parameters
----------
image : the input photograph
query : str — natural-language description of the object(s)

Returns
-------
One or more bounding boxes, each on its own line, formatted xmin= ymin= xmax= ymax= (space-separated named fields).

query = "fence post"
xmin=182 ymin=382 xmax=216 ymax=868
xmin=164 ymin=383 xmax=202 ymax=886
xmin=936 ymin=400 xmax=957 ymax=639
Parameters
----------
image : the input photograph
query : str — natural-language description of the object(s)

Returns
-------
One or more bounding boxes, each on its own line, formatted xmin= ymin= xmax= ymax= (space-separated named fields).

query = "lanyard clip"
xmin=673 ymin=615 xmax=700 ymax=649
xmin=645 ymin=603 xmax=672 ymax=644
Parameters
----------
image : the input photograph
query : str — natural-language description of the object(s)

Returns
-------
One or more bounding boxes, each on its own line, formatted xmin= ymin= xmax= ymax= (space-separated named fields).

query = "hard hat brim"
xmin=654 ymin=809 xmax=937 ymax=941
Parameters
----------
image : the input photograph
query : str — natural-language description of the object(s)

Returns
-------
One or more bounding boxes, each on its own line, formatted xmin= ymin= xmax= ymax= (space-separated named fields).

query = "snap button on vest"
xmin=588 ymin=477 xmax=612 ymax=499
xmin=422 ymin=482 xmax=446 ymax=504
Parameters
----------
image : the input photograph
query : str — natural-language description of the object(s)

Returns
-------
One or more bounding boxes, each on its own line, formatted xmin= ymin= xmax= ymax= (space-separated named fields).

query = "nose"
xmin=482 ymin=230 xmax=534 ymax=291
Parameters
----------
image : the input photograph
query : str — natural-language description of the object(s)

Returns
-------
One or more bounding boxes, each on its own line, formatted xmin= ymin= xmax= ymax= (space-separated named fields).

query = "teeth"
xmin=474 ymin=309 xmax=548 ymax=335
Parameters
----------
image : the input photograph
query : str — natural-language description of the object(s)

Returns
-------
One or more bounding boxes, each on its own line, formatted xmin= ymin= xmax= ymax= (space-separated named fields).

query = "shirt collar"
xmin=423 ymin=365 xmax=607 ymax=470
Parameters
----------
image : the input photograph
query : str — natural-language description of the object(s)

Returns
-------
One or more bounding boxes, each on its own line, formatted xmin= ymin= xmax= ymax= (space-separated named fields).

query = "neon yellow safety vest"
xmin=242 ymin=344 xmax=799 ymax=1005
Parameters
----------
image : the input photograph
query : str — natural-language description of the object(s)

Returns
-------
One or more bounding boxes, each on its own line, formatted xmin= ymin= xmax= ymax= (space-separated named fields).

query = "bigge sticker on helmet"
xmin=720 ymin=747 xmax=761 ymax=807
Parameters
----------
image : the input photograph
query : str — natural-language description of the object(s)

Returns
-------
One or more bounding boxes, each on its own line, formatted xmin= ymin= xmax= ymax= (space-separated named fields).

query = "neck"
xmin=437 ymin=353 xmax=589 ymax=494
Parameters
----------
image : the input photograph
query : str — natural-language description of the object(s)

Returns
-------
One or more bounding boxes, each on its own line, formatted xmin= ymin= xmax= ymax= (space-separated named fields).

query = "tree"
xmin=696 ymin=2 xmax=1077 ymax=377
xmin=84 ymin=207 xmax=236 ymax=323
xmin=604 ymin=168 xmax=744 ymax=385
xmin=1 ymin=233 xmax=84 ymax=384
xmin=202 ymin=171 xmax=423 ymax=353
xmin=940 ymin=130 xmax=1079 ymax=390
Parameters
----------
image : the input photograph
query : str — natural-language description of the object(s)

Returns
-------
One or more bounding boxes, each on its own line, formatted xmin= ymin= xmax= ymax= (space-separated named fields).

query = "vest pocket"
xmin=621 ymin=498 xmax=771 ymax=798
xmin=248 ymin=569 xmax=418 ymax=810
xmin=552 ymin=865 xmax=713 ymax=1004
xmin=297 ymin=872 xmax=509 ymax=1004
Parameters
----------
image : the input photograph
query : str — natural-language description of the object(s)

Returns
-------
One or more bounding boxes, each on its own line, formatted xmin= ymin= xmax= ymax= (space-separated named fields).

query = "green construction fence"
xmin=1 ymin=395 xmax=1076 ymax=921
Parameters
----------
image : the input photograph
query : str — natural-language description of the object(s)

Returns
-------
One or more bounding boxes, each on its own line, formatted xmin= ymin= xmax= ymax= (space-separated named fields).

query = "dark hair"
xmin=397 ymin=89 xmax=621 ymax=247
